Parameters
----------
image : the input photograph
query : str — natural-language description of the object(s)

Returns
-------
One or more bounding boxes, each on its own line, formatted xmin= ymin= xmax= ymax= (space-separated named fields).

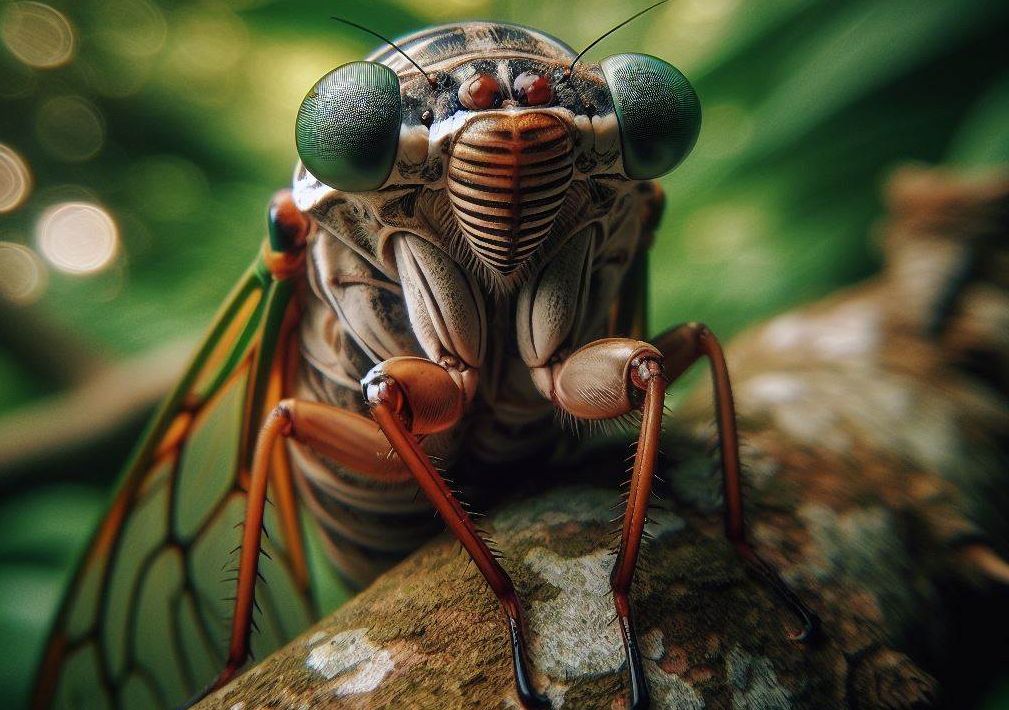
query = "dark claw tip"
xmin=518 ymin=690 xmax=551 ymax=710
xmin=736 ymin=543 xmax=821 ymax=645
xmin=507 ymin=616 xmax=551 ymax=709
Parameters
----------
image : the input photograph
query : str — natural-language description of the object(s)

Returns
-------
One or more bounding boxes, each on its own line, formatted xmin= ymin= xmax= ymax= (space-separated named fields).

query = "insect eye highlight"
xmin=459 ymin=73 xmax=502 ymax=110
xmin=513 ymin=71 xmax=552 ymax=106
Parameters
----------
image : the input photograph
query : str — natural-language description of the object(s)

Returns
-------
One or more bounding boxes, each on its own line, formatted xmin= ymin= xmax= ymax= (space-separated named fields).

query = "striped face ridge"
xmin=448 ymin=111 xmax=574 ymax=274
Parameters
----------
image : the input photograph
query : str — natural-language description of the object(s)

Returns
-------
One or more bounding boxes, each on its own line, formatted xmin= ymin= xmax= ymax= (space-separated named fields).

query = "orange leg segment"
xmin=655 ymin=322 xmax=745 ymax=540
xmin=198 ymin=400 xmax=413 ymax=702
xmin=592 ymin=324 xmax=818 ymax=709
xmin=610 ymin=360 xmax=667 ymax=710
xmin=216 ymin=407 xmax=289 ymax=691
xmin=652 ymin=323 xmax=818 ymax=640
xmin=363 ymin=358 xmax=548 ymax=710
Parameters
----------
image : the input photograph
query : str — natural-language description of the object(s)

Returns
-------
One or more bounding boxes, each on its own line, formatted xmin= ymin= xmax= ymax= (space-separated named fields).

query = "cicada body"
xmin=287 ymin=23 xmax=682 ymax=587
xmin=35 ymin=21 xmax=814 ymax=710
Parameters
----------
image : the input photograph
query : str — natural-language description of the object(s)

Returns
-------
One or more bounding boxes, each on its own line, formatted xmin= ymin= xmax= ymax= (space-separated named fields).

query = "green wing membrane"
xmin=34 ymin=255 xmax=317 ymax=709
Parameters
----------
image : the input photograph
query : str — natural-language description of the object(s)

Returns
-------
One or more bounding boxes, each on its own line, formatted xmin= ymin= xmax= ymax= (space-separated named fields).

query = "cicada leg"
xmin=197 ymin=398 xmax=413 ymax=702
xmin=363 ymin=356 xmax=549 ymax=710
xmin=653 ymin=323 xmax=819 ymax=641
xmin=546 ymin=326 xmax=818 ymax=709
xmin=205 ymin=354 xmax=546 ymax=709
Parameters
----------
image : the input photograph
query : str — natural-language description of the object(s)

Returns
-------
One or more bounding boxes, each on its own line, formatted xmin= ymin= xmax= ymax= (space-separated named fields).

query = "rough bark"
xmin=197 ymin=165 xmax=1009 ymax=710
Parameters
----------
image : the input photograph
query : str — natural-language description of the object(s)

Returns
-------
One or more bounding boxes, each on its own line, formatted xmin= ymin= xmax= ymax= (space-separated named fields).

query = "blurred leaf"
xmin=0 ymin=486 xmax=104 ymax=563
xmin=0 ymin=351 xmax=45 ymax=411
xmin=0 ymin=486 xmax=103 ymax=706
xmin=0 ymin=566 xmax=65 ymax=709
xmin=947 ymin=72 xmax=1009 ymax=167
xmin=748 ymin=0 xmax=1008 ymax=161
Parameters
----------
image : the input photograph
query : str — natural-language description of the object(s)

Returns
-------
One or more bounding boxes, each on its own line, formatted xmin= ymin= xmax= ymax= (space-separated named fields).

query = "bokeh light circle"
xmin=36 ymin=96 xmax=105 ymax=162
xmin=0 ymin=144 xmax=33 ymax=213
xmin=36 ymin=202 xmax=119 ymax=274
xmin=0 ymin=2 xmax=75 ymax=69
xmin=0 ymin=241 xmax=47 ymax=304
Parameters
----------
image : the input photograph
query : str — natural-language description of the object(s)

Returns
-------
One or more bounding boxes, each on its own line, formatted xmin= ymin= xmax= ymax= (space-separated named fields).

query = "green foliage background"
xmin=1 ymin=0 xmax=1007 ymax=707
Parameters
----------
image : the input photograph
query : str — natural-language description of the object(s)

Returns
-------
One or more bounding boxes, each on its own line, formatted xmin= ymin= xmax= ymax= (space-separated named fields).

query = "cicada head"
xmin=293 ymin=23 xmax=699 ymax=285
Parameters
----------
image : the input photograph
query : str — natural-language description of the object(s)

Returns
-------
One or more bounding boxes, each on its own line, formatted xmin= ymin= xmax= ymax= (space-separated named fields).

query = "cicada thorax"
xmin=289 ymin=188 xmax=652 ymax=588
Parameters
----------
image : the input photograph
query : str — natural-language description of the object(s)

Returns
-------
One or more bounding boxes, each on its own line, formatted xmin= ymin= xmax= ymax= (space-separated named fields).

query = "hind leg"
xmin=652 ymin=323 xmax=819 ymax=640
xmin=200 ymin=396 xmax=414 ymax=700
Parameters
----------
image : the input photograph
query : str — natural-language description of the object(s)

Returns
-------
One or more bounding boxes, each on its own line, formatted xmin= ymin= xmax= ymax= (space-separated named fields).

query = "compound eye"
xmin=459 ymin=73 xmax=502 ymax=110
xmin=514 ymin=71 xmax=552 ymax=106
xmin=601 ymin=53 xmax=700 ymax=180
xmin=296 ymin=61 xmax=402 ymax=192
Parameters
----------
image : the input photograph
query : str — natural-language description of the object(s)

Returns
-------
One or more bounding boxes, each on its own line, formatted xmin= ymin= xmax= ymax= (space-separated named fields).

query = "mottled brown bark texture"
xmin=197 ymin=165 xmax=1009 ymax=710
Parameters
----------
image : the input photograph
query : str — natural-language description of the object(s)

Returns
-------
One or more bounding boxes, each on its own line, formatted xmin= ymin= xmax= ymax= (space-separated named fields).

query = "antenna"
xmin=565 ymin=0 xmax=669 ymax=77
xmin=331 ymin=16 xmax=435 ymax=85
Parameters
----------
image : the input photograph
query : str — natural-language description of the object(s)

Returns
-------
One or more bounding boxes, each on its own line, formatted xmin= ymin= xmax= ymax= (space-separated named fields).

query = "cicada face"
xmin=293 ymin=23 xmax=700 ymax=282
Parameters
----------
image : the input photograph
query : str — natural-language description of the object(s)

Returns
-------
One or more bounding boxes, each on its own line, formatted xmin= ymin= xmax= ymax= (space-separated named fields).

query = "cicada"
xmin=34 ymin=18 xmax=816 ymax=710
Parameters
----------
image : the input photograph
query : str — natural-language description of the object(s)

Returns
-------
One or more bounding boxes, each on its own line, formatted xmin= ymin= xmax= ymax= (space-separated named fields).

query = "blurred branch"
xmin=0 ymin=302 xmax=105 ymax=388
xmin=0 ymin=338 xmax=192 ymax=479
xmin=197 ymin=164 xmax=1009 ymax=709
xmin=878 ymin=164 xmax=1009 ymax=394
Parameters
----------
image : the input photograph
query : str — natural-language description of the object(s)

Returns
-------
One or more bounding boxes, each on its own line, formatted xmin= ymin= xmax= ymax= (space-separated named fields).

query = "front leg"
xmin=540 ymin=330 xmax=818 ymax=709
xmin=549 ymin=338 xmax=665 ymax=710
xmin=362 ymin=357 xmax=549 ymax=710
xmin=209 ymin=358 xmax=547 ymax=709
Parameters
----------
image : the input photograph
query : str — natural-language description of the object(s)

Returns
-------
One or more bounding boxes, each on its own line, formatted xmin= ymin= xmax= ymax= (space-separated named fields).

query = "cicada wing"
xmin=33 ymin=257 xmax=318 ymax=709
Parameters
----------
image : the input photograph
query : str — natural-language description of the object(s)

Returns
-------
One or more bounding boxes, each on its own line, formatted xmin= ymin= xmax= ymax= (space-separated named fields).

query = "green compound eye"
xmin=600 ymin=53 xmax=701 ymax=180
xmin=296 ymin=61 xmax=402 ymax=192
